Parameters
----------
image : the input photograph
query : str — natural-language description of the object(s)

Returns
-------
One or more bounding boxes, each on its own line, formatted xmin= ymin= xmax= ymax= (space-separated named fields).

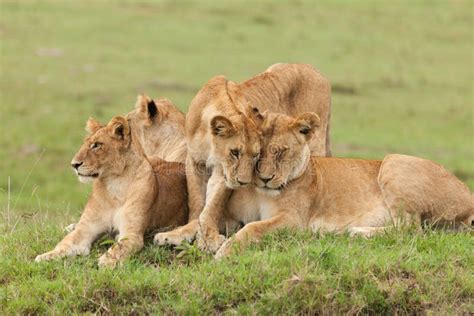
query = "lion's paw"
xmin=98 ymin=253 xmax=119 ymax=269
xmin=154 ymin=232 xmax=188 ymax=246
xmin=348 ymin=227 xmax=377 ymax=238
xmin=196 ymin=229 xmax=226 ymax=253
xmin=35 ymin=251 xmax=63 ymax=262
xmin=214 ymin=238 xmax=234 ymax=260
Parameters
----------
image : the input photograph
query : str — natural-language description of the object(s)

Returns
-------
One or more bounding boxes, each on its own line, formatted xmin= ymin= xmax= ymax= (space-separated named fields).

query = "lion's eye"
xmin=90 ymin=142 xmax=102 ymax=150
xmin=230 ymin=149 xmax=240 ymax=158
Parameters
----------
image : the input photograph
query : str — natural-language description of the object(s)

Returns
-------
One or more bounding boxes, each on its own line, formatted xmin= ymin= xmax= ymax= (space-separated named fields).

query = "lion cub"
xmin=35 ymin=116 xmax=188 ymax=267
xmin=183 ymin=63 xmax=332 ymax=253
xmin=215 ymin=112 xmax=473 ymax=258
xmin=127 ymin=94 xmax=187 ymax=163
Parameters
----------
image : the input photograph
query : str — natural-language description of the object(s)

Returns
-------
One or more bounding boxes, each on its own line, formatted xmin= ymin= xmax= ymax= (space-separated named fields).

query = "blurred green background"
xmin=1 ymin=0 xmax=473 ymax=217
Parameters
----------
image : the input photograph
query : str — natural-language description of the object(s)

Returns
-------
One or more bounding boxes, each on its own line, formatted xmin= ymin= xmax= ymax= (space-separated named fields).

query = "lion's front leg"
xmin=215 ymin=212 xmax=298 ymax=259
xmin=186 ymin=156 xmax=210 ymax=220
xmin=98 ymin=232 xmax=144 ymax=268
xmin=196 ymin=169 xmax=231 ymax=253
xmin=154 ymin=219 xmax=199 ymax=246
xmin=154 ymin=214 xmax=240 ymax=247
xmin=35 ymin=220 xmax=105 ymax=262
xmin=98 ymin=208 xmax=147 ymax=268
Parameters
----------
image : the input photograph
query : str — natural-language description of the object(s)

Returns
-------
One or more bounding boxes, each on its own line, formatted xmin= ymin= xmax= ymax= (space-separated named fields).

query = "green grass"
xmin=1 ymin=0 xmax=473 ymax=314
xmin=2 ymin=225 xmax=473 ymax=314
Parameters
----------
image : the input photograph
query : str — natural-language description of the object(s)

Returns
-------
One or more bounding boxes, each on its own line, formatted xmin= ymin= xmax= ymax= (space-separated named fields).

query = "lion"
xmin=63 ymin=94 xmax=187 ymax=234
xmin=213 ymin=111 xmax=473 ymax=258
xmin=153 ymin=63 xmax=332 ymax=252
xmin=35 ymin=116 xmax=188 ymax=267
xmin=127 ymin=94 xmax=186 ymax=163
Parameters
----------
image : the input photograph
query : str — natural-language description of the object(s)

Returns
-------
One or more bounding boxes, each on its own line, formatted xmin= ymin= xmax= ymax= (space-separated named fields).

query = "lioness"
xmin=35 ymin=116 xmax=188 ymax=267
xmin=154 ymin=63 xmax=332 ymax=252
xmin=214 ymin=111 xmax=473 ymax=258
xmin=64 ymin=94 xmax=187 ymax=234
xmin=127 ymin=94 xmax=186 ymax=163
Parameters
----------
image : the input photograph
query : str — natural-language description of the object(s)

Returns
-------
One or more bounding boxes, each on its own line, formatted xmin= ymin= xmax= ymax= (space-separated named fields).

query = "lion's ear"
xmin=246 ymin=105 xmax=265 ymax=125
xmin=292 ymin=112 xmax=320 ymax=141
xmin=135 ymin=94 xmax=158 ymax=120
xmin=107 ymin=116 xmax=130 ymax=141
xmin=85 ymin=118 xmax=102 ymax=134
xmin=210 ymin=116 xmax=236 ymax=138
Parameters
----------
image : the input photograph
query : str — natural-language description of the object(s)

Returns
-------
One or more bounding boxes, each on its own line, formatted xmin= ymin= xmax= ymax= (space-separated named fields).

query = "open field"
xmin=1 ymin=0 xmax=473 ymax=313
xmin=2 ymin=227 xmax=473 ymax=314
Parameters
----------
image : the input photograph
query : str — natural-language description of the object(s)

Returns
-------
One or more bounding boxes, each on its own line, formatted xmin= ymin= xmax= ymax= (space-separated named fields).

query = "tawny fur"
xmin=63 ymin=94 xmax=187 ymax=235
xmin=127 ymin=94 xmax=187 ymax=163
xmin=213 ymin=112 xmax=473 ymax=259
xmin=155 ymin=63 xmax=332 ymax=252
xmin=35 ymin=116 xmax=188 ymax=267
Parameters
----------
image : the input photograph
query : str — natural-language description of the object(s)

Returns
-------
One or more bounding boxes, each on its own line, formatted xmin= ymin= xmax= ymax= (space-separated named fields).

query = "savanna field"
xmin=1 ymin=1 xmax=473 ymax=314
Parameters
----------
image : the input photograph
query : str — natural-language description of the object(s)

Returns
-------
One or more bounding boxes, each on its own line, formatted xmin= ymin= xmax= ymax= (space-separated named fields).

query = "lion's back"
xmin=242 ymin=63 xmax=332 ymax=156
xmin=379 ymin=154 xmax=473 ymax=224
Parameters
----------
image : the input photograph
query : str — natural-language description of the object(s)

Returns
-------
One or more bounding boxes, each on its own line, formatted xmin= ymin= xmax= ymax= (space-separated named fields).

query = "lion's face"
xmin=71 ymin=117 xmax=131 ymax=183
xmin=210 ymin=114 xmax=261 ymax=189
xmin=255 ymin=112 xmax=320 ymax=196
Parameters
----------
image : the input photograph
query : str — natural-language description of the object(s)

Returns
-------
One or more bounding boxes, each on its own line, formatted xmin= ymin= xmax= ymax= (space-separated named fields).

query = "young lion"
xmin=127 ymin=94 xmax=187 ymax=163
xmin=63 ymin=94 xmax=187 ymax=234
xmin=35 ymin=116 xmax=188 ymax=267
xmin=214 ymin=112 xmax=473 ymax=258
xmin=155 ymin=63 xmax=332 ymax=252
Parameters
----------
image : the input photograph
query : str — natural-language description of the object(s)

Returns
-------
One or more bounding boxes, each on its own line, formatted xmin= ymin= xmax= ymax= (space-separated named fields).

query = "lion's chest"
xmin=226 ymin=188 xmax=279 ymax=224
xmin=106 ymin=180 xmax=127 ymax=203
xmin=100 ymin=181 xmax=129 ymax=232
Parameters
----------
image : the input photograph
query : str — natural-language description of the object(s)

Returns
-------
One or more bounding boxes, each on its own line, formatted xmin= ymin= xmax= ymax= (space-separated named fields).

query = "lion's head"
xmin=209 ymin=110 xmax=262 ymax=189
xmin=255 ymin=112 xmax=320 ymax=196
xmin=71 ymin=116 xmax=132 ymax=183
xmin=126 ymin=94 xmax=186 ymax=162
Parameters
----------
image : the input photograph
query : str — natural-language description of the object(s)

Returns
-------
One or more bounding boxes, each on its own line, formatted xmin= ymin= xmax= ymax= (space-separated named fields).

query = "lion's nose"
xmin=260 ymin=175 xmax=274 ymax=184
xmin=71 ymin=162 xmax=83 ymax=170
